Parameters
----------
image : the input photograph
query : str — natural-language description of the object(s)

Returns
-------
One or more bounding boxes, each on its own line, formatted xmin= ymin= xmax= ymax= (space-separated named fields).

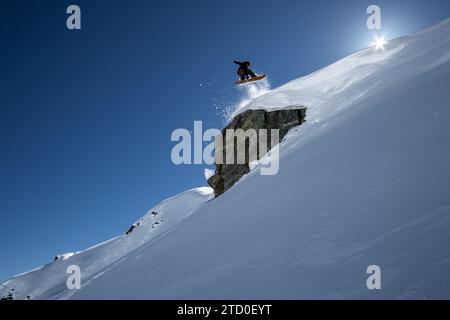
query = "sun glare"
xmin=373 ymin=36 xmax=387 ymax=50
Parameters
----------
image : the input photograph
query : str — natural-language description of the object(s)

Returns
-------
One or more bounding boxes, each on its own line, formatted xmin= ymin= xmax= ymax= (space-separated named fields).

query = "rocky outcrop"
xmin=208 ymin=107 xmax=306 ymax=197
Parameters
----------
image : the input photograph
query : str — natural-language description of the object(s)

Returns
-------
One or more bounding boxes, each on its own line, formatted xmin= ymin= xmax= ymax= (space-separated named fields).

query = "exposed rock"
xmin=208 ymin=107 xmax=306 ymax=197
xmin=1 ymin=292 xmax=13 ymax=300
xmin=125 ymin=221 xmax=140 ymax=235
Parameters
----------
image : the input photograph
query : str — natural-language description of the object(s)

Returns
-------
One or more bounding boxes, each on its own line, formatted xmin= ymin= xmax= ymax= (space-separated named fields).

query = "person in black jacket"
xmin=234 ymin=60 xmax=257 ymax=81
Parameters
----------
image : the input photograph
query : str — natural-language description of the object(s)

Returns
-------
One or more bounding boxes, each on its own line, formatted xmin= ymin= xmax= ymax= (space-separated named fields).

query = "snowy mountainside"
xmin=0 ymin=188 xmax=213 ymax=299
xmin=1 ymin=18 xmax=450 ymax=299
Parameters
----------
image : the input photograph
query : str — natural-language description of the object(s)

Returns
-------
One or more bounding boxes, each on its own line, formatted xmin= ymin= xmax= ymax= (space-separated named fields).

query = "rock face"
xmin=208 ymin=107 xmax=306 ymax=197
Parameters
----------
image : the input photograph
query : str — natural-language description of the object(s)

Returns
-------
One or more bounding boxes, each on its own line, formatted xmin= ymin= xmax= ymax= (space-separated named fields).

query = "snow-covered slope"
xmin=0 ymin=188 xmax=214 ymax=300
xmin=2 ymin=18 xmax=450 ymax=300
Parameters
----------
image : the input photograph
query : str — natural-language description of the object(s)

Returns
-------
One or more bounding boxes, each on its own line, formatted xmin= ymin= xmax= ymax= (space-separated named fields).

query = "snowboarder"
xmin=234 ymin=60 xmax=257 ymax=81
xmin=233 ymin=60 xmax=266 ymax=85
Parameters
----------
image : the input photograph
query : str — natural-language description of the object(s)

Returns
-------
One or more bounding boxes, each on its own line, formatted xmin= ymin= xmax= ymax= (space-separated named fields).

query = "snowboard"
xmin=235 ymin=74 xmax=266 ymax=85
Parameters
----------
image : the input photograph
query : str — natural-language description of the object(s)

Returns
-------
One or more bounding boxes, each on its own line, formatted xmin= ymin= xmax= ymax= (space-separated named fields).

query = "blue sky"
xmin=0 ymin=0 xmax=449 ymax=282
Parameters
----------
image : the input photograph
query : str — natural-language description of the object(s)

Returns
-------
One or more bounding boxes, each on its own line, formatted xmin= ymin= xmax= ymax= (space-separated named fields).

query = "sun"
xmin=372 ymin=36 xmax=387 ymax=50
